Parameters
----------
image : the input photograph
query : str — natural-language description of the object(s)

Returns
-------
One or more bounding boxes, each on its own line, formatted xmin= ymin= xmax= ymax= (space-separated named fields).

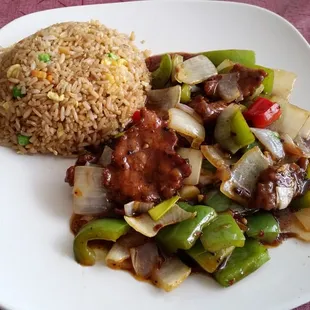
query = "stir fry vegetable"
xmin=148 ymin=196 xmax=180 ymax=221
xmin=74 ymin=219 xmax=130 ymax=266
xmin=253 ymin=65 xmax=274 ymax=95
xmin=246 ymin=212 xmax=280 ymax=243
xmin=152 ymin=54 xmax=172 ymax=89
xmin=244 ymin=97 xmax=281 ymax=128
xmin=124 ymin=204 xmax=195 ymax=237
xmin=73 ymin=166 xmax=111 ymax=215
xmin=180 ymin=84 xmax=192 ymax=103
xmin=66 ymin=47 xmax=310 ymax=292
xmin=200 ymin=214 xmax=245 ymax=252
xmin=202 ymin=49 xmax=256 ymax=67
xmin=156 ymin=203 xmax=217 ymax=253
xmin=214 ymin=239 xmax=270 ymax=287
xmin=176 ymin=55 xmax=217 ymax=84
xmin=187 ymin=241 xmax=235 ymax=273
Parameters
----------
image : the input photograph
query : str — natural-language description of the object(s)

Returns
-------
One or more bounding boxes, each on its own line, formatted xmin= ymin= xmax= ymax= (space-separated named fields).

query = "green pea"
xmin=38 ymin=53 xmax=51 ymax=63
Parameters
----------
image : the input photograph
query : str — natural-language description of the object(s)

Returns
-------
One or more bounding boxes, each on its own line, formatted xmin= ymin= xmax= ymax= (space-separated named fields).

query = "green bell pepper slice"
xmin=156 ymin=203 xmax=217 ymax=253
xmin=187 ymin=241 xmax=234 ymax=273
xmin=73 ymin=219 xmax=130 ymax=266
xmin=204 ymin=190 xmax=241 ymax=213
xmin=201 ymin=214 xmax=245 ymax=253
xmin=230 ymin=109 xmax=255 ymax=148
xmin=202 ymin=50 xmax=256 ymax=67
xmin=214 ymin=239 xmax=270 ymax=287
xmin=152 ymin=53 xmax=172 ymax=89
xmin=246 ymin=212 xmax=280 ymax=243
xmin=148 ymin=196 xmax=180 ymax=221
xmin=253 ymin=65 xmax=274 ymax=95
xmin=180 ymin=84 xmax=191 ymax=103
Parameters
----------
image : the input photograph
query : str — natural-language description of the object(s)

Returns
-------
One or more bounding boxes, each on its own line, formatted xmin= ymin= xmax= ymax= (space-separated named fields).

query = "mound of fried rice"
xmin=0 ymin=21 xmax=150 ymax=155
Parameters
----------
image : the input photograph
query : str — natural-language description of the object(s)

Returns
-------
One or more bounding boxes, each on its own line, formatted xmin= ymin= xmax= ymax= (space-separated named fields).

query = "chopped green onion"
xmin=180 ymin=84 xmax=191 ymax=103
xmin=107 ymin=53 xmax=119 ymax=60
xmin=148 ymin=196 xmax=180 ymax=221
xmin=271 ymin=131 xmax=280 ymax=139
xmin=38 ymin=53 xmax=51 ymax=63
xmin=17 ymin=134 xmax=30 ymax=146
xmin=114 ymin=131 xmax=125 ymax=139
xmin=12 ymin=86 xmax=24 ymax=99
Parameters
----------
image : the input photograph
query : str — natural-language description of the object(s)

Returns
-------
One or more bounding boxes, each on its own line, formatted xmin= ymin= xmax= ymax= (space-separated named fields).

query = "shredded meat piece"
xmin=251 ymin=163 xmax=305 ymax=210
xmin=102 ymin=108 xmax=191 ymax=204
xmin=65 ymin=153 xmax=99 ymax=186
xmin=65 ymin=166 xmax=75 ymax=186
xmin=188 ymin=95 xmax=227 ymax=125
xmin=203 ymin=65 xmax=267 ymax=101
xmin=203 ymin=75 xmax=223 ymax=97
xmin=231 ymin=64 xmax=267 ymax=98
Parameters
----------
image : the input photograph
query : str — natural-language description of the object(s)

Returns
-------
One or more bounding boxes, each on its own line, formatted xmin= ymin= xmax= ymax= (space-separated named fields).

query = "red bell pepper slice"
xmin=243 ymin=97 xmax=281 ymax=128
xmin=132 ymin=110 xmax=141 ymax=123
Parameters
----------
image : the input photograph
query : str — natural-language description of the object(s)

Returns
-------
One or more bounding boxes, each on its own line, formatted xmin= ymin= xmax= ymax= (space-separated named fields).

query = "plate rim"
xmin=0 ymin=1 xmax=310 ymax=310
xmin=0 ymin=0 xmax=309 ymax=51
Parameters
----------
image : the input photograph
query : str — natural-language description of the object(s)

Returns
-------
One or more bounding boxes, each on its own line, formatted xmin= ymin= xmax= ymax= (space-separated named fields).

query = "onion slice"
xmin=294 ymin=116 xmax=310 ymax=157
xmin=272 ymin=69 xmax=296 ymax=100
xmin=105 ymin=242 xmax=130 ymax=268
xmin=176 ymin=55 xmax=217 ymax=85
xmin=168 ymin=108 xmax=205 ymax=149
xmin=295 ymin=208 xmax=310 ymax=231
xmin=220 ymin=146 xmax=270 ymax=205
xmin=216 ymin=59 xmax=235 ymax=73
xmin=201 ymin=145 xmax=234 ymax=182
xmin=98 ymin=146 xmax=113 ymax=167
xmin=124 ymin=204 xmax=195 ymax=237
xmin=73 ymin=166 xmax=112 ymax=215
xmin=152 ymin=257 xmax=191 ymax=292
xmin=124 ymin=201 xmax=154 ymax=217
xmin=130 ymin=242 xmax=160 ymax=279
xmin=147 ymin=85 xmax=181 ymax=117
xmin=250 ymin=128 xmax=285 ymax=159
xmin=214 ymin=104 xmax=241 ymax=154
xmin=268 ymin=96 xmax=309 ymax=139
xmin=278 ymin=211 xmax=310 ymax=242
xmin=177 ymin=148 xmax=203 ymax=185
xmin=176 ymin=103 xmax=203 ymax=124
xmin=281 ymin=133 xmax=304 ymax=157
xmin=276 ymin=186 xmax=295 ymax=210
xmin=171 ymin=54 xmax=184 ymax=83
xmin=217 ymin=73 xmax=241 ymax=102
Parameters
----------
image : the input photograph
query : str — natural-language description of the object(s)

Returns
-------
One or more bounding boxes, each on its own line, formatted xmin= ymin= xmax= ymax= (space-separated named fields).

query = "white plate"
xmin=1 ymin=1 xmax=310 ymax=310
